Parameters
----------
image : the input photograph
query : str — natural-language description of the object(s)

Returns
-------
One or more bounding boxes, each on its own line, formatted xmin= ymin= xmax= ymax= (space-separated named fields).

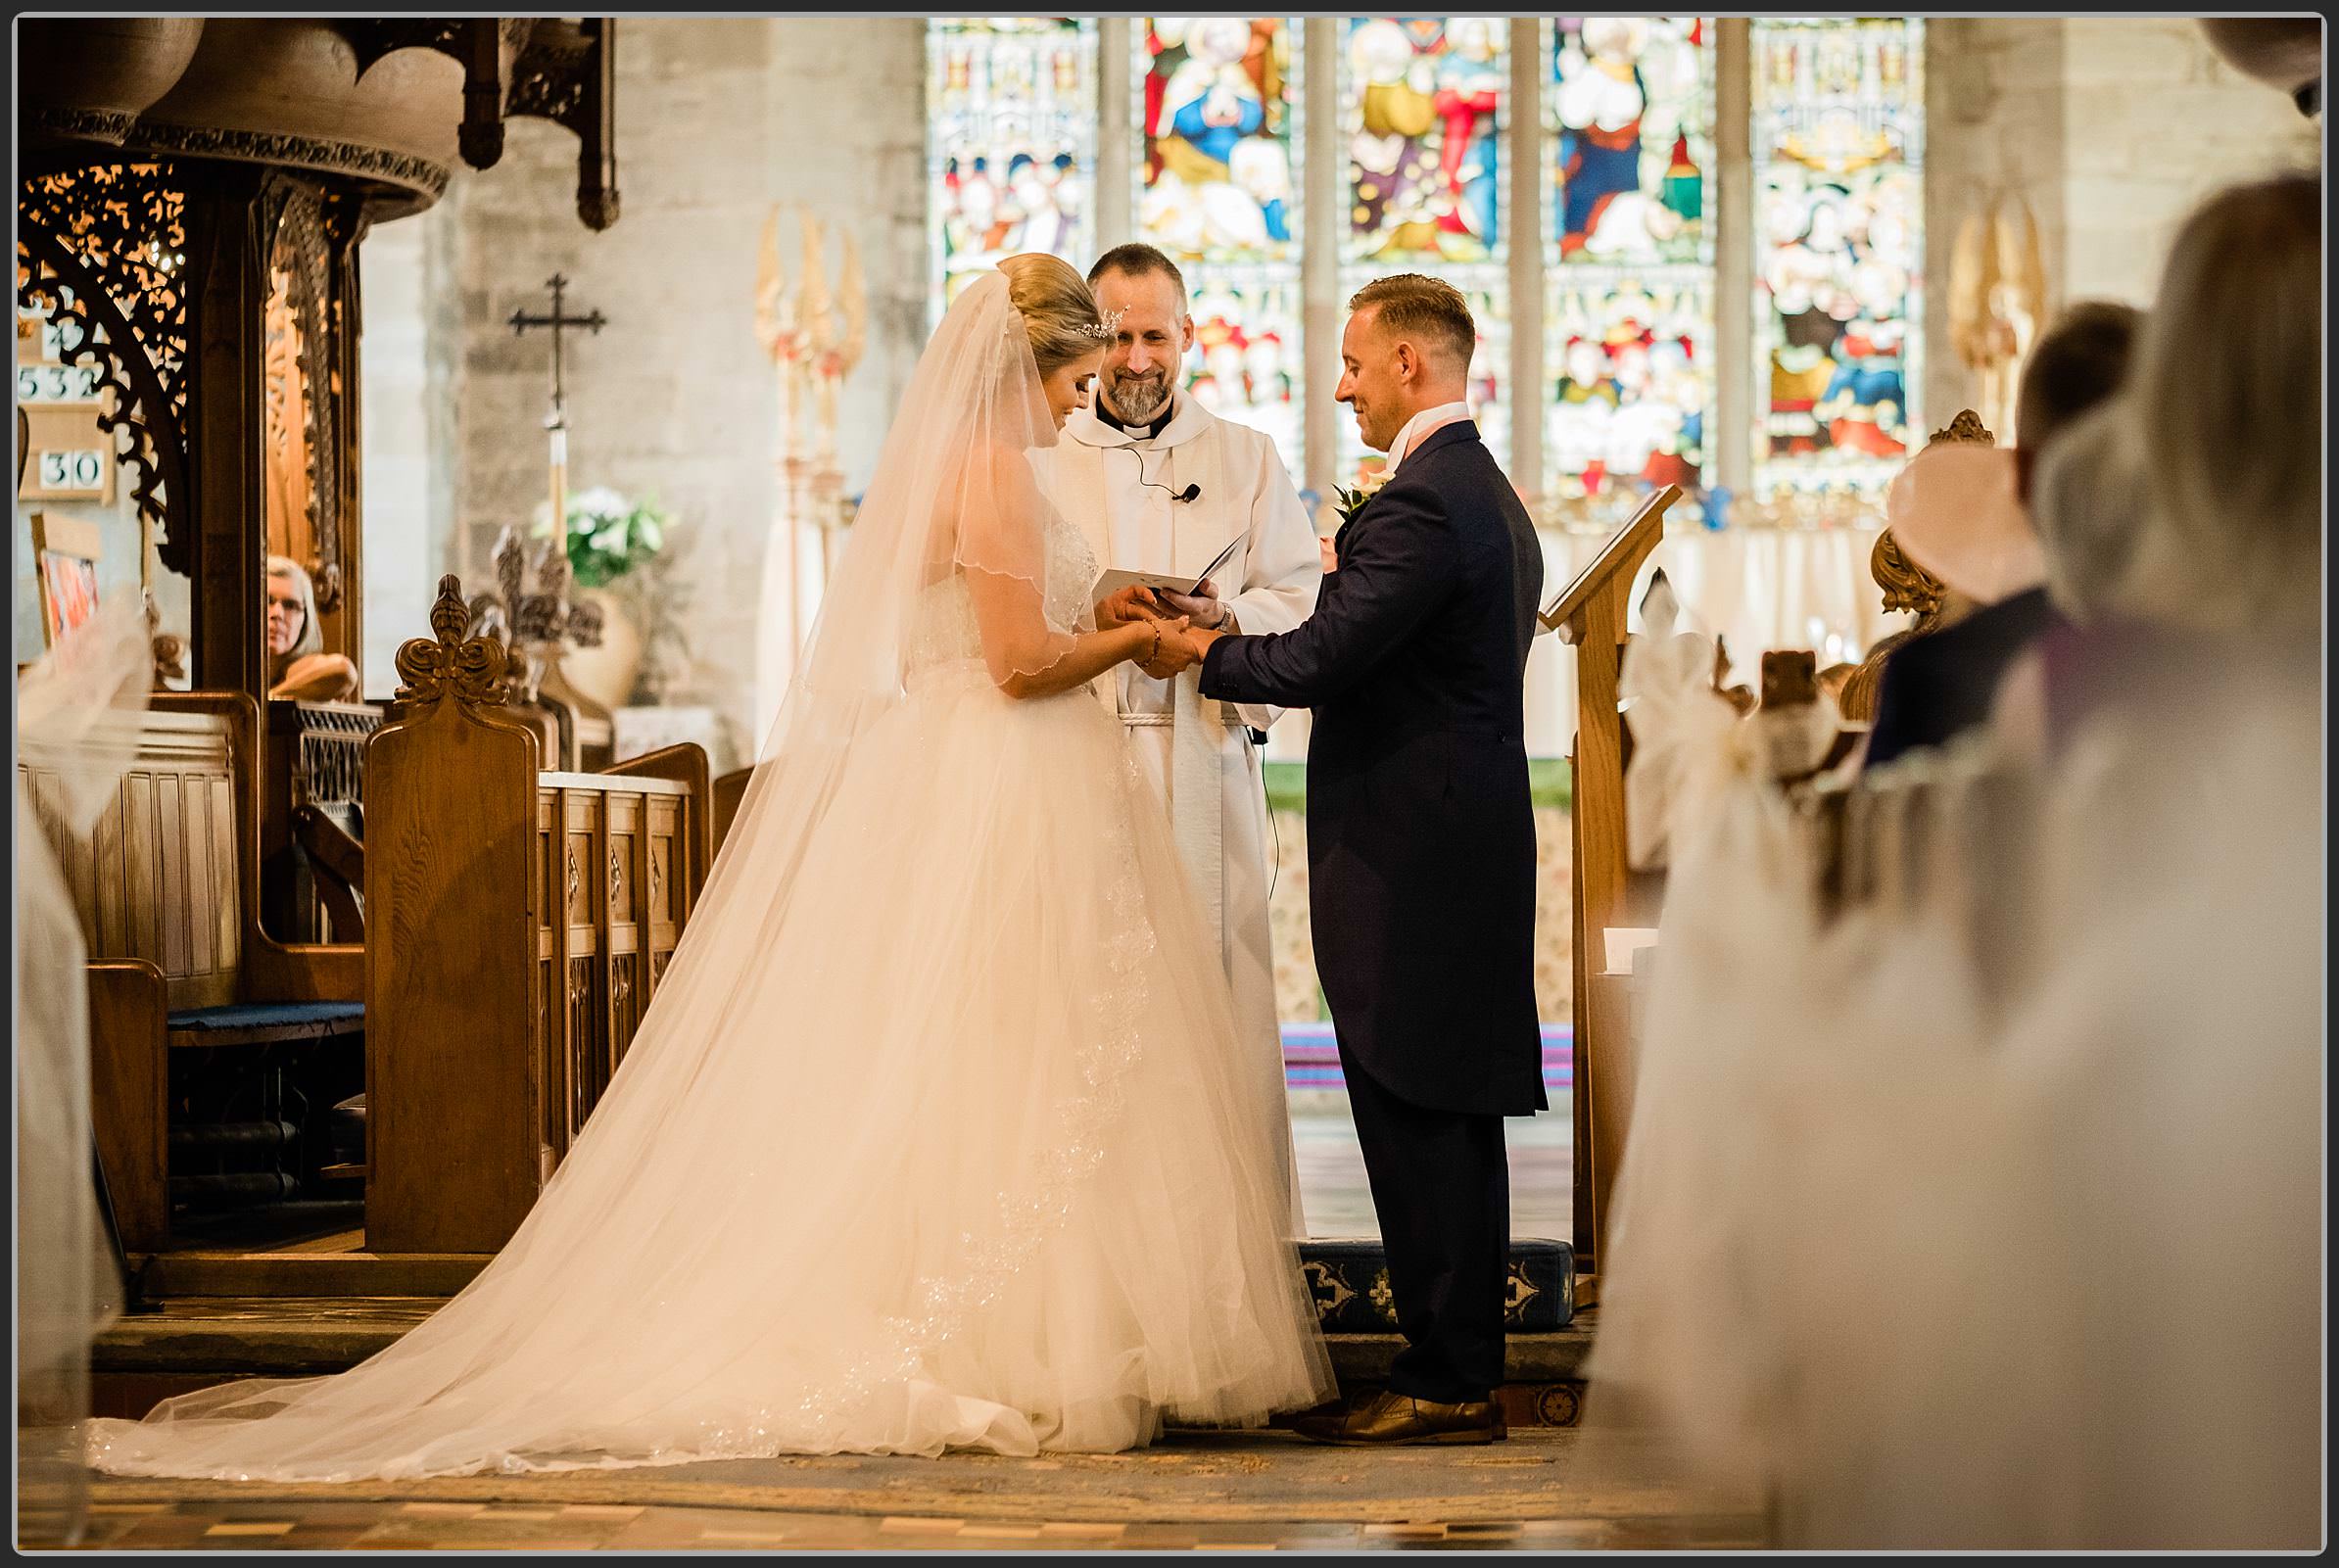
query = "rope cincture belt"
xmin=1118 ymin=711 xmax=1249 ymax=728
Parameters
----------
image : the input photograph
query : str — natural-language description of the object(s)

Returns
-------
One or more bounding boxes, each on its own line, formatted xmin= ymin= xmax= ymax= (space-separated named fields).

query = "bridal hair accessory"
xmin=1078 ymin=308 xmax=1126 ymax=340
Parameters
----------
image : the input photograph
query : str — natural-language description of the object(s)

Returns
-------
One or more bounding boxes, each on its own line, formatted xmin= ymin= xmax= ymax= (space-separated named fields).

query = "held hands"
xmin=1150 ymin=616 xmax=1227 ymax=675
xmin=1127 ymin=606 xmax=1196 ymax=677
xmin=1148 ymin=582 xmax=1231 ymax=677
xmin=1103 ymin=587 xmax=1195 ymax=677
xmin=1101 ymin=582 xmax=1223 ymax=678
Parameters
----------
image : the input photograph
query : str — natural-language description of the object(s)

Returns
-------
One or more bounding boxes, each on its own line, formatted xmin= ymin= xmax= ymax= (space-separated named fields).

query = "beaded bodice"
xmin=907 ymin=508 xmax=1100 ymax=673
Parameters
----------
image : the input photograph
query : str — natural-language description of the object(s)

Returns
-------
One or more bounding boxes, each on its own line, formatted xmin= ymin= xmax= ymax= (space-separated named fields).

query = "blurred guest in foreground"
xmin=1860 ymin=302 xmax=2139 ymax=772
xmin=1583 ymin=170 xmax=2321 ymax=1549
xmin=2013 ymin=169 xmax=2319 ymax=753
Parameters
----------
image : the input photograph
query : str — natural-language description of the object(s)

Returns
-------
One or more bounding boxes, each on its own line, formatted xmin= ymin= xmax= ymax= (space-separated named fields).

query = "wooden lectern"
xmin=1540 ymin=485 xmax=1678 ymax=1285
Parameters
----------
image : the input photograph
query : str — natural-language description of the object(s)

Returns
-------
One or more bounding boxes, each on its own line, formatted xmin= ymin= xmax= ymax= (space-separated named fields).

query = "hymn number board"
xmin=16 ymin=302 xmax=116 ymax=504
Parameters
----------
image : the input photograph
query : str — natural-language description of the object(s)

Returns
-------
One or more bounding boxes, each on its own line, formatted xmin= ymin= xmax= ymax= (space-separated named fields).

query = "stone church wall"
xmin=1922 ymin=17 xmax=2319 ymax=428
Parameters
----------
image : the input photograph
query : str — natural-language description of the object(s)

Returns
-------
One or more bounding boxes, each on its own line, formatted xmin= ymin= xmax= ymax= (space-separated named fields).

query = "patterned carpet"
xmin=1282 ymin=1023 xmax=1572 ymax=1094
xmin=58 ymin=1429 xmax=1761 ymax=1532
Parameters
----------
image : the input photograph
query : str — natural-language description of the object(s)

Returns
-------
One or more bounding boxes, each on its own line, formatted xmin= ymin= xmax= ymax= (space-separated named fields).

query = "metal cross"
xmin=508 ymin=273 xmax=607 ymax=433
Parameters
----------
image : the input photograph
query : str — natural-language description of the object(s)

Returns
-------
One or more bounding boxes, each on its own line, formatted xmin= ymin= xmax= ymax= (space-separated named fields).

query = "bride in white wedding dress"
xmin=87 ymin=255 xmax=1334 ymax=1481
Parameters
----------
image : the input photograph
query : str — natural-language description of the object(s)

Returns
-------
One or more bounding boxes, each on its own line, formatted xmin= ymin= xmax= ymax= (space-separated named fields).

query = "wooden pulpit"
xmin=1541 ymin=485 xmax=1677 ymax=1284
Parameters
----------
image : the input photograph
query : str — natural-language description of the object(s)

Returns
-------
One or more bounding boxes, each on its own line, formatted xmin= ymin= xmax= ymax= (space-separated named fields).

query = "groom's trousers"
xmin=1338 ymin=1039 xmax=1510 ymax=1404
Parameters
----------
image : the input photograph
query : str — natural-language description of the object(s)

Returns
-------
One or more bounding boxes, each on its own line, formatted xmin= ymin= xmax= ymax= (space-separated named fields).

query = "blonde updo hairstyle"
xmin=998 ymin=252 xmax=1106 ymax=377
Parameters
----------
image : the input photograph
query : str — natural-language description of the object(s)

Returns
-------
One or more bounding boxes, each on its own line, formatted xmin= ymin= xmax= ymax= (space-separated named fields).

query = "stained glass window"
xmin=1138 ymin=18 xmax=1306 ymax=474
xmin=917 ymin=17 xmax=1930 ymax=508
xmin=1183 ymin=273 xmax=1306 ymax=468
xmin=1551 ymin=17 xmax=1712 ymax=266
xmin=1544 ymin=18 xmax=1715 ymax=516
xmin=1337 ymin=17 xmax=1508 ymax=485
xmin=1341 ymin=17 xmax=1507 ymax=265
xmin=1546 ymin=274 xmax=1711 ymax=507
xmin=928 ymin=19 xmax=1098 ymax=323
xmin=1751 ymin=16 xmax=1924 ymax=499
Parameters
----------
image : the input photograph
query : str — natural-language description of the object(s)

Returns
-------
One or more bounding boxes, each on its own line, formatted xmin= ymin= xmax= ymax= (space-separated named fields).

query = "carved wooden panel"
xmin=19 ymin=708 xmax=240 ymax=1011
xmin=362 ymin=668 xmax=539 ymax=1255
xmin=17 ymin=162 xmax=194 ymax=573
xmin=565 ymin=954 xmax=603 ymax=1132
xmin=364 ymin=589 xmax=708 ymax=1251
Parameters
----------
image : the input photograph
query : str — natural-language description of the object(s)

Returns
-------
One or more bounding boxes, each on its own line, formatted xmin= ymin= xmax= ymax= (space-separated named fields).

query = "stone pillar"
xmin=1095 ymin=18 xmax=1132 ymax=251
xmin=1713 ymin=18 xmax=1753 ymax=502
xmin=1507 ymin=19 xmax=1544 ymax=500
xmin=358 ymin=211 xmax=438 ymax=698
xmin=1303 ymin=16 xmax=1340 ymax=500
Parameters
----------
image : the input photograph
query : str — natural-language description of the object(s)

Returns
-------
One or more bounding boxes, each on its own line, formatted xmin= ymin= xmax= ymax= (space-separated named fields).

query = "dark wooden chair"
xmin=711 ymin=766 xmax=752 ymax=861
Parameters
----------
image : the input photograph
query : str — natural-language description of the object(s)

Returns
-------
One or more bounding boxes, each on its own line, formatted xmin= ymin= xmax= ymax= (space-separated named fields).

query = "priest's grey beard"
xmin=1105 ymin=367 xmax=1172 ymax=424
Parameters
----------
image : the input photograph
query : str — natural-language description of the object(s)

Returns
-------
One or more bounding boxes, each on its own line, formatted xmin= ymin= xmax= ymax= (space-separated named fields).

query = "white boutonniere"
xmin=1332 ymin=468 xmax=1391 ymax=527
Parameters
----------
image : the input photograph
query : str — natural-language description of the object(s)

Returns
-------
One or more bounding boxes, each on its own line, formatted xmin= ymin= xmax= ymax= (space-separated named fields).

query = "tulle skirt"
xmin=87 ymin=662 xmax=1333 ymax=1480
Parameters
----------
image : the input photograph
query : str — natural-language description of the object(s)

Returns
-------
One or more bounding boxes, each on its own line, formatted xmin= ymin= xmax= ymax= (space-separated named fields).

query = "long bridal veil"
xmin=726 ymin=269 xmax=1084 ymax=920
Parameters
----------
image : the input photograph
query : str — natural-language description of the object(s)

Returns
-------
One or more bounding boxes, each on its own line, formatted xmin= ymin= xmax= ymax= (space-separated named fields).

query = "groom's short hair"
xmin=1088 ymin=243 xmax=1188 ymax=314
xmin=1349 ymin=274 xmax=1475 ymax=371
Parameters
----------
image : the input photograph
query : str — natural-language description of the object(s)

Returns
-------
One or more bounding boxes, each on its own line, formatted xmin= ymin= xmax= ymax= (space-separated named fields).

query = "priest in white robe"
xmin=1051 ymin=244 xmax=1323 ymax=1227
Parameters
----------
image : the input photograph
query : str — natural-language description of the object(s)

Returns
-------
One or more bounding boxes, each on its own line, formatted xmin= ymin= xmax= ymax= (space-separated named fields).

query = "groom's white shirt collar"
xmin=1067 ymin=389 xmax=1216 ymax=451
xmin=1387 ymin=401 xmax=1473 ymax=473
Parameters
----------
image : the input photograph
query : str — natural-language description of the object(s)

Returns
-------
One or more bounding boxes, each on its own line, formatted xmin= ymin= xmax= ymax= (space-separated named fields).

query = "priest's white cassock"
xmin=1050 ymin=394 xmax=1322 ymax=1225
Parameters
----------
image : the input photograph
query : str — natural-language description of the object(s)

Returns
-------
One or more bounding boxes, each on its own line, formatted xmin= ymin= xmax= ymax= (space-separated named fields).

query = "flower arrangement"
xmin=1331 ymin=467 xmax=1391 ymax=527
xmin=541 ymin=487 xmax=673 ymax=589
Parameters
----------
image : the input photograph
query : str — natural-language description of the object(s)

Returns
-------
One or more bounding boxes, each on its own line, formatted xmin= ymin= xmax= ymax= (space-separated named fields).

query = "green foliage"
xmin=543 ymin=486 xmax=672 ymax=589
xmin=1265 ymin=759 xmax=1573 ymax=814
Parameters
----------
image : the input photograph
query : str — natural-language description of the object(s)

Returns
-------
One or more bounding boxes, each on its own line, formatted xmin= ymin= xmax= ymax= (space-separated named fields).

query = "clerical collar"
xmin=1094 ymin=393 xmax=1174 ymax=443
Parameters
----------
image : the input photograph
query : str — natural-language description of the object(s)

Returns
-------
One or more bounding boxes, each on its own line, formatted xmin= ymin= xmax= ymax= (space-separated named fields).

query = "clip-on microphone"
xmin=1125 ymin=444 xmax=1201 ymax=505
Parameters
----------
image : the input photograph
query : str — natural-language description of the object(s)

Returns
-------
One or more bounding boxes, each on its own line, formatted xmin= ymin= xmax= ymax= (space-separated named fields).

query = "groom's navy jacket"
xmin=1201 ymin=422 xmax=1545 ymax=1117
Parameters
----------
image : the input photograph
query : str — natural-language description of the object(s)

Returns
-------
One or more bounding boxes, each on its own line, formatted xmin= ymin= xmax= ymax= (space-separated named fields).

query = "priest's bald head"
xmin=1088 ymin=243 xmax=1194 ymax=426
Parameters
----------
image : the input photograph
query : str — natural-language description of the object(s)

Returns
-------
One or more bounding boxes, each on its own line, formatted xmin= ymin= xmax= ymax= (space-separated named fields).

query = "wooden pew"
xmin=18 ymin=694 xmax=366 ymax=1251
xmin=711 ymin=766 xmax=752 ymax=861
xmin=1541 ymin=486 xmax=1676 ymax=1285
xmin=363 ymin=578 xmax=712 ymax=1254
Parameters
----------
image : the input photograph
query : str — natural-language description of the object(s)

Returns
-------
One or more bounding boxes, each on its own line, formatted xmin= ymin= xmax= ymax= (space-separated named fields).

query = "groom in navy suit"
xmin=1168 ymin=275 xmax=1544 ymax=1446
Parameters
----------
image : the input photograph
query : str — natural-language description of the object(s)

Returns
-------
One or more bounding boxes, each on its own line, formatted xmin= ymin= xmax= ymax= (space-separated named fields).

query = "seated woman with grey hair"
xmin=265 ymin=555 xmax=359 ymax=701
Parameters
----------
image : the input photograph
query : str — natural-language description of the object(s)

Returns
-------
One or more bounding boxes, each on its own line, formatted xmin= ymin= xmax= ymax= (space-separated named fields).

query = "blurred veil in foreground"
xmin=16 ymin=596 xmax=150 ymax=1545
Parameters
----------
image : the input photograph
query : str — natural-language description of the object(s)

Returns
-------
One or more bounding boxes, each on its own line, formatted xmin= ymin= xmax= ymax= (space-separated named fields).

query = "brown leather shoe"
xmin=1290 ymin=1388 xmax=1504 ymax=1447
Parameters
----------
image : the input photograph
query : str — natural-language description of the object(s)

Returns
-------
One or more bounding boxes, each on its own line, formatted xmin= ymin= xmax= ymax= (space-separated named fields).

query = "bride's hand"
xmin=1131 ymin=615 xmax=1196 ymax=677
xmin=1097 ymin=585 xmax=1161 ymax=631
